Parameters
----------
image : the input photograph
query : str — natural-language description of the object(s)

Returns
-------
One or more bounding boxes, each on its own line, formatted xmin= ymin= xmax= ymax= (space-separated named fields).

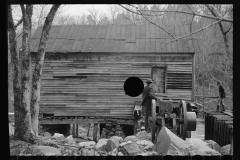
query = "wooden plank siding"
xmin=32 ymin=53 xmax=193 ymax=119
xmin=30 ymin=24 xmax=198 ymax=120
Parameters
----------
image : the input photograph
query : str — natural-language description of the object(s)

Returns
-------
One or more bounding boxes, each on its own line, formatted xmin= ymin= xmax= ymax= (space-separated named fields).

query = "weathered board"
xmin=32 ymin=53 xmax=193 ymax=119
xmin=204 ymin=110 xmax=233 ymax=147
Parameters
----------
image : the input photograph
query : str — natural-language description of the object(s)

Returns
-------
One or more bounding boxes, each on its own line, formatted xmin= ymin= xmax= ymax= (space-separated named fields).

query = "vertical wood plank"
xmin=139 ymin=39 xmax=145 ymax=53
xmin=150 ymin=23 xmax=155 ymax=39
xmin=166 ymin=39 xmax=172 ymax=53
xmin=140 ymin=24 xmax=146 ymax=38
xmin=66 ymin=25 xmax=76 ymax=39
xmin=85 ymin=25 xmax=93 ymax=39
xmin=89 ymin=25 xmax=98 ymax=39
xmin=95 ymin=39 xmax=105 ymax=52
xmin=130 ymin=24 xmax=136 ymax=42
xmin=154 ymin=25 xmax=161 ymax=38
xmin=134 ymin=39 xmax=140 ymax=53
xmin=93 ymin=123 xmax=98 ymax=142
xmin=54 ymin=39 xmax=65 ymax=52
xmin=150 ymin=39 xmax=156 ymax=53
xmin=135 ymin=25 xmax=141 ymax=39
xmin=76 ymin=124 xmax=78 ymax=137
xmin=120 ymin=24 xmax=126 ymax=40
xmin=96 ymin=25 xmax=103 ymax=38
xmin=110 ymin=24 xmax=116 ymax=39
xmin=49 ymin=26 xmax=61 ymax=39
xmin=106 ymin=24 xmax=112 ymax=39
xmin=72 ymin=124 xmax=76 ymax=137
xmin=115 ymin=25 xmax=122 ymax=40
xmin=76 ymin=26 xmax=84 ymax=40
xmin=146 ymin=23 xmax=151 ymax=39
xmin=145 ymin=39 xmax=151 ymax=53
xmin=192 ymin=53 xmax=195 ymax=101
xmin=118 ymin=40 xmax=125 ymax=53
xmin=125 ymin=24 xmax=131 ymax=42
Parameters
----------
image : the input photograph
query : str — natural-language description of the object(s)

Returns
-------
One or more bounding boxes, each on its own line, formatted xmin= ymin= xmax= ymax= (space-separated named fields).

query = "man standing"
xmin=217 ymin=81 xmax=226 ymax=111
xmin=141 ymin=79 xmax=160 ymax=132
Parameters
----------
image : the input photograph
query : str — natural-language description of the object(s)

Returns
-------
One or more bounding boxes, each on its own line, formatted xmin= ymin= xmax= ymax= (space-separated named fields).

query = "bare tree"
xmin=109 ymin=5 xmax=120 ymax=23
xmin=30 ymin=4 xmax=61 ymax=135
xmin=8 ymin=4 xmax=61 ymax=142
xmin=87 ymin=7 xmax=102 ymax=25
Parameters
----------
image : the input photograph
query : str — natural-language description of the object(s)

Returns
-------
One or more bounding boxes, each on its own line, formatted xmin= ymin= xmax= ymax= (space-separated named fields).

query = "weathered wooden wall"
xmin=32 ymin=52 xmax=193 ymax=119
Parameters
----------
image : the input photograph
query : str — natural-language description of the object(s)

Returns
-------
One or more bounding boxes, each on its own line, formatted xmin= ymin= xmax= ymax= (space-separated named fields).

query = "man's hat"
xmin=146 ymin=79 xmax=153 ymax=84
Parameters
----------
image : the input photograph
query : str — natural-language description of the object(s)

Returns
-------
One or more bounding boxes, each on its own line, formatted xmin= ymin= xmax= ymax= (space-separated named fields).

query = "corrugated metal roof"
xmin=30 ymin=24 xmax=200 ymax=53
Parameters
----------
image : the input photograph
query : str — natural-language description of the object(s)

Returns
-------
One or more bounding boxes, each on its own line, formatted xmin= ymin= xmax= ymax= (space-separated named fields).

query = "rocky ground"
xmin=10 ymin=126 xmax=232 ymax=156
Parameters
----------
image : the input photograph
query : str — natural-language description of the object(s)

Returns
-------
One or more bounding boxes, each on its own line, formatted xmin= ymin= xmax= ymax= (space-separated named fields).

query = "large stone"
xmin=186 ymin=138 xmax=221 ymax=156
xmin=78 ymin=141 xmax=96 ymax=148
xmin=81 ymin=148 xmax=95 ymax=156
xmin=220 ymin=144 xmax=231 ymax=155
xmin=122 ymin=142 xmax=144 ymax=156
xmin=95 ymin=138 xmax=108 ymax=150
xmin=124 ymin=135 xmax=136 ymax=142
xmin=31 ymin=145 xmax=61 ymax=156
xmin=65 ymin=135 xmax=74 ymax=144
xmin=155 ymin=126 xmax=190 ymax=155
xmin=135 ymin=131 xmax=151 ymax=141
xmin=109 ymin=136 xmax=123 ymax=143
xmin=43 ymin=132 xmax=51 ymax=137
xmin=105 ymin=139 xmax=119 ymax=152
xmin=53 ymin=133 xmax=65 ymax=141
xmin=136 ymin=140 xmax=154 ymax=150
xmin=204 ymin=140 xmax=221 ymax=152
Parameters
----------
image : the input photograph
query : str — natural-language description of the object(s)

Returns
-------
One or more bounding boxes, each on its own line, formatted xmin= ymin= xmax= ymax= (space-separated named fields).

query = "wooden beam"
xmin=39 ymin=118 xmax=134 ymax=125
xmin=93 ymin=123 xmax=98 ymax=142
xmin=191 ymin=53 xmax=195 ymax=101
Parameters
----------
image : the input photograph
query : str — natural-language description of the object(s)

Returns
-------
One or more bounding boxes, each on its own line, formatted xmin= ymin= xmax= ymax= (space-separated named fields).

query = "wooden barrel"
xmin=204 ymin=110 xmax=233 ymax=147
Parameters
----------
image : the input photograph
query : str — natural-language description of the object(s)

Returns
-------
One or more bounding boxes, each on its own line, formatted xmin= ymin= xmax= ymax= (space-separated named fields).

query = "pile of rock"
xmin=100 ymin=121 xmax=125 ymax=139
xmin=16 ymin=126 xmax=232 ymax=156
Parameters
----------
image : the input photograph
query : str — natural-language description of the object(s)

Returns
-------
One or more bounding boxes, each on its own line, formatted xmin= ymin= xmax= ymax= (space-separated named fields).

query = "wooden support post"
xmin=93 ymin=123 xmax=98 ymax=142
xmin=72 ymin=124 xmax=75 ymax=137
xmin=202 ymin=85 xmax=205 ymax=121
xmin=229 ymin=128 xmax=233 ymax=155
xmin=134 ymin=119 xmax=138 ymax=135
xmin=76 ymin=124 xmax=78 ymax=138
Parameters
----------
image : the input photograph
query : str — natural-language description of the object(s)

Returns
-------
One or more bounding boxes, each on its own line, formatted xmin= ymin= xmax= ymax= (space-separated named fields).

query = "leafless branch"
xmin=137 ymin=8 xmax=232 ymax=23
xmin=159 ymin=20 xmax=222 ymax=51
xmin=14 ymin=18 xmax=23 ymax=29
xmin=224 ymin=22 xmax=232 ymax=35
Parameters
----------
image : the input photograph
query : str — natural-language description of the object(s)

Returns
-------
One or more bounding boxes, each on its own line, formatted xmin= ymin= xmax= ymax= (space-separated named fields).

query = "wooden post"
xmin=192 ymin=53 xmax=195 ymax=102
xmin=229 ymin=128 xmax=233 ymax=155
xmin=93 ymin=123 xmax=98 ymax=142
xmin=72 ymin=124 xmax=75 ymax=137
xmin=134 ymin=119 xmax=138 ymax=135
xmin=76 ymin=124 xmax=78 ymax=138
xmin=202 ymin=85 xmax=205 ymax=121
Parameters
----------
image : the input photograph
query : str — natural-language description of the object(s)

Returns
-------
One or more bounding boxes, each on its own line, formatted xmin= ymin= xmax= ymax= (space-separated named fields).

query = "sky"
xmin=61 ymin=4 xmax=114 ymax=17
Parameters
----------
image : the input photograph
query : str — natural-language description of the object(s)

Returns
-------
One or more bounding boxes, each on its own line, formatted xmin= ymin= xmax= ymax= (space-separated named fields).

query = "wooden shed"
xmin=30 ymin=23 xmax=200 ymax=136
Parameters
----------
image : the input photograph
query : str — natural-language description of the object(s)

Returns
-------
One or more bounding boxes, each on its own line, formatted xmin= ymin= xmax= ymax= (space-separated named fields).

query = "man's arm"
xmin=149 ymin=88 xmax=159 ymax=101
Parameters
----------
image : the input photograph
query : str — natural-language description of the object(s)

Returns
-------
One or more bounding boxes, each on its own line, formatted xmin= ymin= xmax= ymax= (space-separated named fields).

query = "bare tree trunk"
xmin=18 ymin=4 xmax=36 ymax=142
xmin=8 ymin=6 xmax=22 ymax=139
xmin=8 ymin=34 xmax=14 ymax=113
xmin=30 ymin=5 xmax=60 ymax=135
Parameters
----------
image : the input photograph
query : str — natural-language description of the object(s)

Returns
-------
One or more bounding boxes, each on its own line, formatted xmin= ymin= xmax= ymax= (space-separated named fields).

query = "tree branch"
xmin=137 ymin=8 xmax=232 ymax=23
xmin=159 ymin=20 xmax=222 ymax=51
xmin=14 ymin=18 xmax=23 ymax=29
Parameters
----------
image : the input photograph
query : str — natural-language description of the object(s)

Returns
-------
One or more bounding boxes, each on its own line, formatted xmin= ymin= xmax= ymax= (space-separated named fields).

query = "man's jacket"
xmin=141 ymin=85 xmax=158 ymax=110
xmin=219 ymin=85 xmax=226 ymax=99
